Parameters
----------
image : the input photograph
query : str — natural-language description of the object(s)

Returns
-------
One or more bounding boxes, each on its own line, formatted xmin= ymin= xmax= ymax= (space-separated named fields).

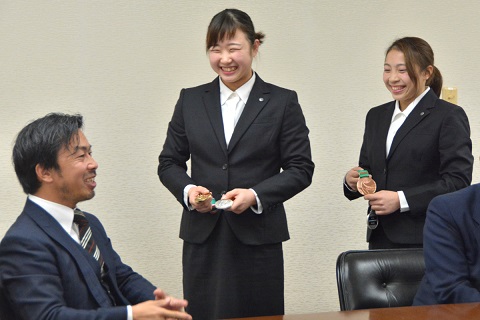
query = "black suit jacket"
xmin=344 ymin=89 xmax=473 ymax=244
xmin=0 ymin=199 xmax=156 ymax=320
xmin=159 ymin=74 xmax=314 ymax=245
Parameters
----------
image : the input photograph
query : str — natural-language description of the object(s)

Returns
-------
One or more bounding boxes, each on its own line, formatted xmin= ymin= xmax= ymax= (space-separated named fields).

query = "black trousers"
xmin=182 ymin=213 xmax=284 ymax=320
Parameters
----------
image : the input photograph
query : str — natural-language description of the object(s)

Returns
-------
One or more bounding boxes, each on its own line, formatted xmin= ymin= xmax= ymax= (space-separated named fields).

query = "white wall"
xmin=1 ymin=0 xmax=480 ymax=314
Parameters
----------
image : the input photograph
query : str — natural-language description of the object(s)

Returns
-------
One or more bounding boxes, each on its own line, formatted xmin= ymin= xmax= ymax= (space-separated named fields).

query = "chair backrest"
xmin=336 ymin=248 xmax=425 ymax=311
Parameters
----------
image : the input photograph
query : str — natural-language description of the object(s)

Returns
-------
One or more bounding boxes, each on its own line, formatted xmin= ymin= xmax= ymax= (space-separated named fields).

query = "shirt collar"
xmin=219 ymin=71 xmax=256 ymax=105
xmin=392 ymin=87 xmax=430 ymax=120
xmin=28 ymin=194 xmax=76 ymax=235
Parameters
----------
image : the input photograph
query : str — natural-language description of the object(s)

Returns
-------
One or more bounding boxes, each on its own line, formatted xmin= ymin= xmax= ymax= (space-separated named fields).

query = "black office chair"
xmin=336 ymin=248 xmax=425 ymax=311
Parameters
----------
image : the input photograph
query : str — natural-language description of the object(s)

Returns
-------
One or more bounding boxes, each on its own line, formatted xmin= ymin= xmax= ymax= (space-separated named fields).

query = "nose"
xmin=220 ymin=50 xmax=232 ymax=63
xmin=389 ymin=71 xmax=400 ymax=82
xmin=87 ymin=155 xmax=99 ymax=170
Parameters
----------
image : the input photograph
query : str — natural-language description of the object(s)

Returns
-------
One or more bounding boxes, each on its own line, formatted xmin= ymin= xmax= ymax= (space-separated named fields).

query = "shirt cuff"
xmin=249 ymin=188 xmax=263 ymax=214
xmin=343 ymin=176 xmax=356 ymax=192
xmin=184 ymin=184 xmax=196 ymax=210
xmin=397 ymin=191 xmax=410 ymax=212
xmin=127 ymin=305 xmax=133 ymax=320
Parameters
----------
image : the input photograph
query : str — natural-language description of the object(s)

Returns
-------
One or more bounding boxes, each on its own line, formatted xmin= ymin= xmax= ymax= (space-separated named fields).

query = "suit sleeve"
xmin=344 ymin=110 xmax=372 ymax=201
xmin=404 ymin=105 xmax=473 ymax=215
xmin=0 ymin=234 xmax=128 ymax=320
xmin=422 ymin=195 xmax=480 ymax=303
xmin=250 ymin=90 xmax=314 ymax=208
xmin=158 ymin=88 xmax=196 ymax=209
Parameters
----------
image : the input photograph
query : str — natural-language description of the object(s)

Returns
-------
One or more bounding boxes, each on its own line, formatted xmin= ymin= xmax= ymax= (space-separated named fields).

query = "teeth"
xmin=85 ymin=178 xmax=95 ymax=183
xmin=223 ymin=67 xmax=236 ymax=72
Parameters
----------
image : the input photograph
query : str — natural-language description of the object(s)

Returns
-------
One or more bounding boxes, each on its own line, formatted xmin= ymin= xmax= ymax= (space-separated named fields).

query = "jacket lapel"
xmin=202 ymin=78 xmax=229 ymax=154
xmin=376 ymin=102 xmax=395 ymax=160
xmin=387 ymin=90 xmax=436 ymax=159
xmin=24 ymin=200 xmax=113 ymax=307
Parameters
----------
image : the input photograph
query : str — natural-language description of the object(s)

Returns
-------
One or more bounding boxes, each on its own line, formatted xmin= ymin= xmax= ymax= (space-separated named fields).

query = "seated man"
xmin=0 ymin=113 xmax=192 ymax=320
xmin=413 ymin=183 xmax=480 ymax=305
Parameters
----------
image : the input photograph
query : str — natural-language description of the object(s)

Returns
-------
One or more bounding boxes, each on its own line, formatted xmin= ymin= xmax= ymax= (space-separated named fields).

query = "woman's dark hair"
xmin=12 ymin=113 xmax=84 ymax=194
xmin=206 ymin=8 xmax=265 ymax=51
xmin=386 ymin=37 xmax=443 ymax=96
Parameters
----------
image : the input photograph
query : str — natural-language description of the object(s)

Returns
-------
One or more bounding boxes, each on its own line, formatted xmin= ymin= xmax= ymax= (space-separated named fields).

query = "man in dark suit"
xmin=413 ymin=184 xmax=480 ymax=305
xmin=0 ymin=113 xmax=191 ymax=320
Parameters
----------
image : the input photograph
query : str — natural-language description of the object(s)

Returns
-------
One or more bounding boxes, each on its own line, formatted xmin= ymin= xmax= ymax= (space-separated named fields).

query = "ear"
xmin=423 ymin=65 xmax=434 ymax=81
xmin=252 ymin=39 xmax=260 ymax=57
xmin=35 ymin=164 xmax=54 ymax=184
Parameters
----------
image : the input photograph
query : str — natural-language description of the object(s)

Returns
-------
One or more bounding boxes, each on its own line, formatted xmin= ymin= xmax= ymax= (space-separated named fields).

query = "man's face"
xmin=47 ymin=130 xmax=98 ymax=208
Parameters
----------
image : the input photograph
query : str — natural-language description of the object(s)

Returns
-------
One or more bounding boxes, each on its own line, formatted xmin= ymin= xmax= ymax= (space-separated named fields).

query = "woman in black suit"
xmin=158 ymin=9 xmax=314 ymax=319
xmin=344 ymin=37 xmax=473 ymax=249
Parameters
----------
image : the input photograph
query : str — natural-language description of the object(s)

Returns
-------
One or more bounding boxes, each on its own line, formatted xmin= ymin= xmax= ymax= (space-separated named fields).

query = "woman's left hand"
xmin=364 ymin=190 xmax=400 ymax=215
xmin=221 ymin=189 xmax=256 ymax=214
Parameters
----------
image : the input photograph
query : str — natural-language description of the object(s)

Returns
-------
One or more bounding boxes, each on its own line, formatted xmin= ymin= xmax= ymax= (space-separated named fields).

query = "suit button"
xmin=222 ymin=164 xmax=228 ymax=170
xmin=383 ymin=168 xmax=387 ymax=174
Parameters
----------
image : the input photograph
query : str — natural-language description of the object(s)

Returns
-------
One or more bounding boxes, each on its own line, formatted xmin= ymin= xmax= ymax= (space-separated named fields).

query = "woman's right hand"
xmin=188 ymin=186 xmax=214 ymax=213
xmin=345 ymin=166 xmax=363 ymax=192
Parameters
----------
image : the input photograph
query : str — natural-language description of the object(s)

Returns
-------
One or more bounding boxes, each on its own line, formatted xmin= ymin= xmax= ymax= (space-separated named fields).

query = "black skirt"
xmin=182 ymin=212 xmax=284 ymax=319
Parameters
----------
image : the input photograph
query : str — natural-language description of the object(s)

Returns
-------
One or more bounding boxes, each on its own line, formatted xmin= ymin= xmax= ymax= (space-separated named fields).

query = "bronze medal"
xmin=356 ymin=169 xmax=376 ymax=195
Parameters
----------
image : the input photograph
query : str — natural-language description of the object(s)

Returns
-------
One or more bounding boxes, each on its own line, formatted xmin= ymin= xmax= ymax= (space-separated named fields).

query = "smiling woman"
xmin=343 ymin=37 xmax=474 ymax=250
xmin=383 ymin=49 xmax=433 ymax=111
xmin=208 ymin=30 xmax=259 ymax=91
xmin=158 ymin=8 xmax=314 ymax=320
xmin=206 ymin=10 xmax=263 ymax=91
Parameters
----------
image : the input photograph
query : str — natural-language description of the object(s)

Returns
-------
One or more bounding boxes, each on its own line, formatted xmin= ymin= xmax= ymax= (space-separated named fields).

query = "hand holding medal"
xmin=357 ymin=169 xmax=377 ymax=195
xmin=195 ymin=192 xmax=233 ymax=211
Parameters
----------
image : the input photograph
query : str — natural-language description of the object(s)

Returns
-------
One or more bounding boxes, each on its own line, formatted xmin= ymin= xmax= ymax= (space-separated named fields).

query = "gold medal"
xmin=357 ymin=169 xmax=377 ymax=195
xmin=195 ymin=192 xmax=212 ymax=203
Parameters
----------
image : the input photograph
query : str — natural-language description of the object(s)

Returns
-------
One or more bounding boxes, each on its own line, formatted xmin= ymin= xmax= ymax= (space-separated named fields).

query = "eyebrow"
xmin=212 ymin=40 xmax=242 ymax=47
xmin=69 ymin=145 xmax=92 ymax=156
xmin=384 ymin=63 xmax=406 ymax=67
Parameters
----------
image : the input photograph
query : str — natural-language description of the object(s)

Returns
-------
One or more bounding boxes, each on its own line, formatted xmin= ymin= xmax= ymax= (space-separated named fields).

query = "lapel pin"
xmin=420 ymin=112 xmax=425 ymax=116
xmin=259 ymin=98 xmax=264 ymax=102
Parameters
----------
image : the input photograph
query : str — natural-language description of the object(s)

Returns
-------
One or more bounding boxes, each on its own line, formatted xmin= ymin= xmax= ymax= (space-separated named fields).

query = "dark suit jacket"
xmin=344 ymin=89 xmax=473 ymax=244
xmin=158 ymin=74 xmax=314 ymax=245
xmin=0 ymin=199 xmax=156 ymax=320
xmin=413 ymin=184 xmax=480 ymax=305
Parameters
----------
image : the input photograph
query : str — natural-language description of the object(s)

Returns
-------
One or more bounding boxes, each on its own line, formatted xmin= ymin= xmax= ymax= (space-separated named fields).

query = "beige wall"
xmin=1 ymin=0 xmax=480 ymax=314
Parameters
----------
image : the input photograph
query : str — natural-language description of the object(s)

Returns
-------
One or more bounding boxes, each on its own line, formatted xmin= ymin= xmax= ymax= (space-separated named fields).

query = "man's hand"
xmin=132 ymin=289 xmax=191 ymax=320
